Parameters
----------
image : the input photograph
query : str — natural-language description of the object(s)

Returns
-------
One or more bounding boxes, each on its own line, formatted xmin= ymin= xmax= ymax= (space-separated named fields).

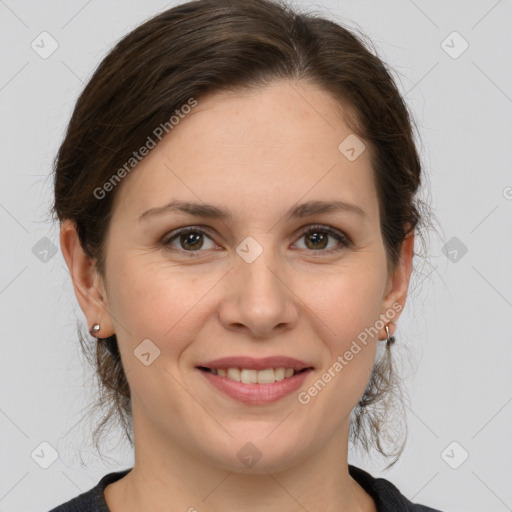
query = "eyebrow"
xmin=138 ymin=199 xmax=366 ymax=222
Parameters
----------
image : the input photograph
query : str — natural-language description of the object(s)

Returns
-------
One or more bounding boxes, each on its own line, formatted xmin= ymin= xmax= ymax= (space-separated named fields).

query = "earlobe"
xmin=60 ymin=219 xmax=115 ymax=337
xmin=379 ymin=230 xmax=415 ymax=339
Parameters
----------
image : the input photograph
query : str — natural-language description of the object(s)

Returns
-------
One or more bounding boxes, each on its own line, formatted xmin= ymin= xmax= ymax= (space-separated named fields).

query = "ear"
xmin=60 ymin=219 xmax=115 ymax=338
xmin=378 ymin=229 xmax=415 ymax=340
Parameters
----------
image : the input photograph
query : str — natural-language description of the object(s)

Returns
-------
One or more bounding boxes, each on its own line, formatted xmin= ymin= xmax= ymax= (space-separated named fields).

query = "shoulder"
xmin=47 ymin=468 xmax=132 ymax=512
xmin=348 ymin=465 xmax=444 ymax=512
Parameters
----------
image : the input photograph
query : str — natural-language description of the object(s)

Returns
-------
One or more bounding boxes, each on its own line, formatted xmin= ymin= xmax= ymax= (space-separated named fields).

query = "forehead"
xmin=111 ymin=80 xmax=378 ymax=224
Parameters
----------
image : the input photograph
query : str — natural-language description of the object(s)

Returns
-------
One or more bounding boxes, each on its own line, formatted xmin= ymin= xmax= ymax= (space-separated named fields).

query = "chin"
xmin=203 ymin=430 xmax=307 ymax=474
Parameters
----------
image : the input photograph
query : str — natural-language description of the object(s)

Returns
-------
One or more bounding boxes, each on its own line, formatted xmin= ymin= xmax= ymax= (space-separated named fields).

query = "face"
xmin=65 ymin=80 xmax=412 ymax=474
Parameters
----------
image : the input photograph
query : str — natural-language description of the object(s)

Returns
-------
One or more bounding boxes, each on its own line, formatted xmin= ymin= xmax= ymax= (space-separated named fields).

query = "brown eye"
xmin=178 ymin=231 xmax=204 ymax=251
xmin=294 ymin=225 xmax=350 ymax=253
xmin=163 ymin=227 xmax=217 ymax=252
xmin=162 ymin=224 xmax=351 ymax=256
xmin=304 ymin=230 xmax=329 ymax=250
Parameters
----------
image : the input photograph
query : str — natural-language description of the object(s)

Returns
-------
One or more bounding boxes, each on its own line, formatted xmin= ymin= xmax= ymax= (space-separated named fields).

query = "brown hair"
xmin=51 ymin=0 xmax=433 ymax=467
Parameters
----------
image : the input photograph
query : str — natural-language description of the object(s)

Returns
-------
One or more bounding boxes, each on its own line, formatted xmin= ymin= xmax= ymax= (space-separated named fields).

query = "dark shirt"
xmin=48 ymin=465 xmax=443 ymax=511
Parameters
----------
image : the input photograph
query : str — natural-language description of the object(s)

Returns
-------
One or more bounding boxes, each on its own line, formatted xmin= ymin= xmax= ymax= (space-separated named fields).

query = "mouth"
xmin=194 ymin=357 xmax=314 ymax=404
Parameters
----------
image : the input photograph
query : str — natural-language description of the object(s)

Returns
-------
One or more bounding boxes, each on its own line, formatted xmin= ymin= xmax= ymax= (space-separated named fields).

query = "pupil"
xmin=307 ymin=231 xmax=327 ymax=250
xmin=181 ymin=232 xmax=203 ymax=250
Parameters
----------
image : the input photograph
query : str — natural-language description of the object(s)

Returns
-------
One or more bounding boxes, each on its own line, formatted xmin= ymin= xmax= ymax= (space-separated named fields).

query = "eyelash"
xmin=162 ymin=224 xmax=352 ymax=256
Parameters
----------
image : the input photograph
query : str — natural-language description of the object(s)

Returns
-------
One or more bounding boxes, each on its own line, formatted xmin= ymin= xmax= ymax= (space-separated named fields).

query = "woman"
xmin=49 ymin=0 xmax=442 ymax=510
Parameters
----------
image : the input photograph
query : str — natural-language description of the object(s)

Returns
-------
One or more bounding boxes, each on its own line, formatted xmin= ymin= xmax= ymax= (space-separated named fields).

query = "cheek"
xmin=105 ymin=254 xmax=216 ymax=351
xmin=302 ymin=264 xmax=386 ymax=343
xmin=298 ymin=267 xmax=384 ymax=396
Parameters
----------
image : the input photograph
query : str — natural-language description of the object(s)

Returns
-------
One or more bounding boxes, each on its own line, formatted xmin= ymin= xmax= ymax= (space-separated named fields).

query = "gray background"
xmin=1 ymin=1 xmax=511 ymax=511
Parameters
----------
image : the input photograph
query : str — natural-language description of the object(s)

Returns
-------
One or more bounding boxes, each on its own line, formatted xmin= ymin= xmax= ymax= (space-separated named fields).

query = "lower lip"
xmin=197 ymin=368 xmax=313 ymax=404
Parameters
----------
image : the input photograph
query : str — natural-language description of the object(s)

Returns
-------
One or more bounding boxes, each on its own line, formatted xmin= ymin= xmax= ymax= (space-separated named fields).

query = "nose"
xmin=217 ymin=249 xmax=299 ymax=338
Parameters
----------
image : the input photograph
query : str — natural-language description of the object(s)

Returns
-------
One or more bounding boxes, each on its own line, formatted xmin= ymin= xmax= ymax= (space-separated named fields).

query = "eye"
xmin=162 ymin=226 xmax=218 ymax=253
xmin=293 ymin=224 xmax=351 ymax=253
xmin=162 ymin=224 xmax=351 ymax=256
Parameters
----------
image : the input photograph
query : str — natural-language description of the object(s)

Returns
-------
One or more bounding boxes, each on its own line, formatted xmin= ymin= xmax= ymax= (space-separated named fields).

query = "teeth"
xmin=257 ymin=368 xmax=275 ymax=384
xmin=210 ymin=367 xmax=301 ymax=383
xmin=274 ymin=368 xmax=285 ymax=381
xmin=240 ymin=369 xmax=257 ymax=384
xmin=226 ymin=368 xmax=240 ymax=381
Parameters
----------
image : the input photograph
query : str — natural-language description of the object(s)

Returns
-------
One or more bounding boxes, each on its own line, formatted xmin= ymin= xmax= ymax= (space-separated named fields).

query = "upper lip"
xmin=196 ymin=356 xmax=313 ymax=371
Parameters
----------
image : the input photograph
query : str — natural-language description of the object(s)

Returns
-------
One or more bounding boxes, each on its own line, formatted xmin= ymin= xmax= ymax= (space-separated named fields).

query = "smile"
xmin=196 ymin=366 xmax=313 ymax=404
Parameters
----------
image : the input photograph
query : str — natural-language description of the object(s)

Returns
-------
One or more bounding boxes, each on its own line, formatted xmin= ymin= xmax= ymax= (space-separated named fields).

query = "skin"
xmin=61 ymin=80 xmax=414 ymax=512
